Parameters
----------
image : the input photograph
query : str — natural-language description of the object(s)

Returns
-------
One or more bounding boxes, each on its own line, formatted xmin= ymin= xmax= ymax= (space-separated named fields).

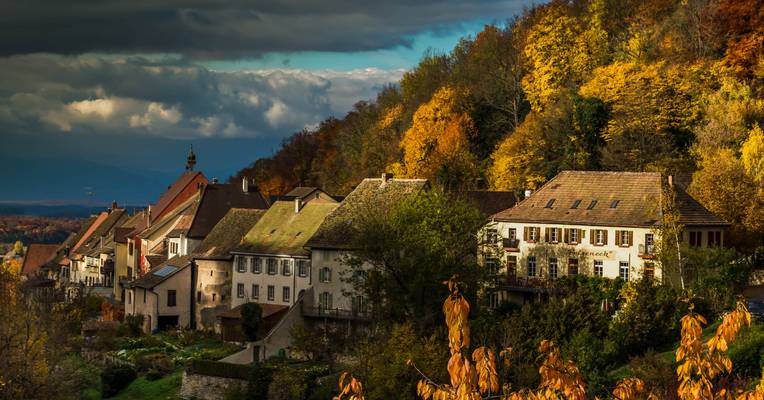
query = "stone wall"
xmin=179 ymin=371 xmax=246 ymax=400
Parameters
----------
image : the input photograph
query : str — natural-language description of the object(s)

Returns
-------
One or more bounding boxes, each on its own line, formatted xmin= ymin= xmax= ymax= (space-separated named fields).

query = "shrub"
xmin=625 ymin=351 xmax=678 ymax=399
xmin=246 ymin=362 xmax=276 ymax=400
xmin=100 ymin=363 xmax=137 ymax=398
xmin=267 ymin=368 xmax=309 ymax=400
xmin=135 ymin=353 xmax=175 ymax=379
xmin=728 ymin=323 xmax=764 ymax=379
xmin=123 ymin=314 xmax=145 ymax=337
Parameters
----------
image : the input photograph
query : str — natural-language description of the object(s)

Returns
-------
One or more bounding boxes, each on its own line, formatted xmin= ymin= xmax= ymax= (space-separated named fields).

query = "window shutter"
xmin=615 ymin=230 xmax=621 ymax=246
xmin=524 ymin=226 xmax=529 ymax=242
xmin=579 ymin=229 xmax=585 ymax=241
xmin=563 ymin=228 xmax=569 ymax=244
xmin=627 ymin=231 xmax=633 ymax=247
xmin=544 ymin=228 xmax=550 ymax=243
xmin=590 ymin=229 xmax=595 ymax=245
xmin=603 ymin=230 xmax=609 ymax=245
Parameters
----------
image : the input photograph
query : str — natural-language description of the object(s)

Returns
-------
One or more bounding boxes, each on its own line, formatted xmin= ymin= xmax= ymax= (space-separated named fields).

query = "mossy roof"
xmin=193 ymin=208 xmax=267 ymax=260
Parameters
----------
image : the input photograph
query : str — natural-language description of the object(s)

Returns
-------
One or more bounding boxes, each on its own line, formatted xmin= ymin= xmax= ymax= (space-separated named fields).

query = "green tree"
xmin=12 ymin=240 xmax=23 ymax=256
xmin=347 ymin=189 xmax=485 ymax=334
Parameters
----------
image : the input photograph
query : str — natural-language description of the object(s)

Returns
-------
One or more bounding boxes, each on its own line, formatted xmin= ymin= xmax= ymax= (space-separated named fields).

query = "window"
xmin=545 ymin=199 xmax=555 ymax=208
xmin=568 ymin=258 xmax=579 ymax=276
xmin=708 ymin=231 xmax=722 ymax=247
xmin=283 ymin=287 xmax=290 ymax=303
xmin=571 ymin=199 xmax=582 ymax=209
xmin=196 ymin=291 xmax=201 ymax=303
xmin=252 ymin=257 xmax=261 ymax=274
xmin=619 ymin=262 xmax=629 ymax=280
xmin=486 ymin=258 xmax=499 ymax=275
xmin=282 ymin=259 xmax=292 ymax=276
xmin=643 ymin=262 xmax=655 ymax=280
xmin=506 ymin=256 xmax=517 ymax=278
xmin=488 ymin=291 xmax=499 ymax=309
xmin=486 ymin=228 xmax=499 ymax=245
xmin=267 ymin=258 xmax=277 ymax=274
xmin=297 ymin=260 xmax=309 ymax=277
xmin=212 ymin=293 xmax=216 ymax=302
xmin=252 ymin=284 xmax=259 ymax=300
xmin=352 ymin=295 xmax=367 ymax=314
xmin=319 ymin=267 xmax=332 ymax=283
xmin=594 ymin=260 xmax=603 ymax=277
xmin=644 ymin=233 xmax=655 ymax=253
xmin=507 ymin=228 xmax=517 ymax=241
xmin=526 ymin=226 xmax=539 ymax=242
xmin=237 ymin=283 xmax=245 ymax=298
xmin=616 ymin=230 xmax=632 ymax=247
xmin=128 ymin=291 xmax=132 ymax=304
xmin=527 ymin=256 xmax=537 ymax=277
xmin=267 ymin=285 xmax=275 ymax=301
xmin=167 ymin=290 xmax=176 ymax=307
xmin=689 ymin=231 xmax=702 ymax=247
xmin=319 ymin=292 xmax=332 ymax=309
xmin=236 ymin=256 xmax=247 ymax=273
xmin=610 ymin=200 xmax=620 ymax=208
xmin=594 ymin=229 xmax=606 ymax=245
xmin=549 ymin=228 xmax=559 ymax=243
xmin=549 ymin=258 xmax=558 ymax=279
xmin=128 ymin=241 xmax=134 ymax=256
xmin=587 ymin=200 xmax=598 ymax=210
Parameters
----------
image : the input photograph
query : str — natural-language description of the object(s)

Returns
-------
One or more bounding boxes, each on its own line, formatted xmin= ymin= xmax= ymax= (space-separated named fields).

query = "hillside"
xmin=233 ymin=0 xmax=764 ymax=250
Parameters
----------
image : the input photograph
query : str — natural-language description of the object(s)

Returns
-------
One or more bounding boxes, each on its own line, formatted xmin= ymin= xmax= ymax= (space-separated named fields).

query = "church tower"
xmin=186 ymin=145 xmax=197 ymax=171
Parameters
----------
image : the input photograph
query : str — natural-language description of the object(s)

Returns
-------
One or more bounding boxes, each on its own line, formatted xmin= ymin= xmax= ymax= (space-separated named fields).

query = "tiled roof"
xmin=70 ymin=212 xmax=109 ymax=253
xmin=675 ymin=187 xmax=730 ymax=227
xmin=137 ymin=194 xmax=199 ymax=240
xmin=457 ymin=191 xmax=518 ymax=216
xmin=306 ymin=178 xmax=429 ymax=249
xmin=127 ymin=255 xmax=191 ymax=289
xmin=234 ymin=201 xmax=338 ymax=256
xmin=151 ymin=171 xmax=207 ymax=223
xmin=194 ymin=208 xmax=266 ymax=260
xmin=20 ymin=244 xmax=59 ymax=276
xmin=492 ymin=171 xmax=728 ymax=228
xmin=77 ymin=209 xmax=128 ymax=255
xmin=145 ymin=254 xmax=168 ymax=268
xmin=186 ymin=183 xmax=270 ymax=239
xmin=284 ymin=187 xmax=320 ymax=199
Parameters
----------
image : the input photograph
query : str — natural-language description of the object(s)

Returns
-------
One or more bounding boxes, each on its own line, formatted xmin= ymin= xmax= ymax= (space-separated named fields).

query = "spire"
xmin=186 ymin=144 xmax=196 ymax=171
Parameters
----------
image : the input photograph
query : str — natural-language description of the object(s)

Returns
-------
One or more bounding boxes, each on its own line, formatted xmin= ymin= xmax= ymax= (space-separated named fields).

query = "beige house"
xmin=481 ymin=171 xmax=730 ymax=307
xmin=192 ymin=208 xmax=267 ymax=331
xmin=305 ymin=175 xmax=428 ymax=318
xmin=126 ymin=255 xmax=193 ymax=332
xmin=230 ymin=196 xmax=338 ymax=309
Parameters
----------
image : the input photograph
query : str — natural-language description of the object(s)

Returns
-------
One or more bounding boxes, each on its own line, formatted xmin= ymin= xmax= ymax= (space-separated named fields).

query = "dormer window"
xmin=545 ymin=199 xmax=555 ymax=208
xmin=587 ymin=200 xmax=598 ymax=210
xmin=571 ymin=200 xmax=581 ymax=209
xmin=610 ymin=200 xmax=620 ymax=208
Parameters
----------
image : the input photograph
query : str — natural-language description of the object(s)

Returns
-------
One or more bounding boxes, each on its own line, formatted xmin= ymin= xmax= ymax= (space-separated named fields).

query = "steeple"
xmin=186 ymin=145 xmax=196 ymax=171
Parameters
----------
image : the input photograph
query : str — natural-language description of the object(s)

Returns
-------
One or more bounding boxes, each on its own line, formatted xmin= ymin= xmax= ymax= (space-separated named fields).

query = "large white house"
xmin=230 ymin=195 xmax=338 ymax=309
xmin=481 ymin=171 xmax=729 ymax=306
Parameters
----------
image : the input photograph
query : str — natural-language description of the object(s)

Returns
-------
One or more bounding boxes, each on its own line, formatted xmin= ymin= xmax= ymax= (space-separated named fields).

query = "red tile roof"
xmin=20 ymin=244 xmax=59 ymax=276
xmin=151 ymin=171 xmax=207 ymax=223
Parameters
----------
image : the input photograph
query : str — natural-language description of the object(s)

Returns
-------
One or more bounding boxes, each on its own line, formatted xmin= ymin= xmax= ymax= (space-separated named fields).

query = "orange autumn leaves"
xmin=392 ymin=87 xmax=480 ymax=188
xmin=337 ymin=276 xmax=763 ymax=400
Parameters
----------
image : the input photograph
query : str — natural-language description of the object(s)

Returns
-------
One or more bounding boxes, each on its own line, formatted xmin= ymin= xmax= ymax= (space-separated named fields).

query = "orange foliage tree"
xmin=337 ymin=276 xmax=762 ymax=400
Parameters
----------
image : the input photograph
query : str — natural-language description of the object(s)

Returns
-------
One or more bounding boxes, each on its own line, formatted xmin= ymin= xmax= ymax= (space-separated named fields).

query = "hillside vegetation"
xmin=233 ymin=0 xmax=764 ymax=250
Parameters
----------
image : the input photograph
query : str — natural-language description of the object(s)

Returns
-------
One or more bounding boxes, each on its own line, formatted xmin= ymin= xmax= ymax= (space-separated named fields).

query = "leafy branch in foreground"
xmin=337 ymin=275 xmax=763 ymax=400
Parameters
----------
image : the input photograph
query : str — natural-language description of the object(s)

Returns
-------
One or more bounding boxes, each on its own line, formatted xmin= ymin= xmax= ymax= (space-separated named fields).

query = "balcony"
xmin=301 ymin=305 xmax=371 ymax=321
xmin=639 ymin=244 xmax=656 ymax=259
xmin=502 ymin=238 xmax=520 ymax=252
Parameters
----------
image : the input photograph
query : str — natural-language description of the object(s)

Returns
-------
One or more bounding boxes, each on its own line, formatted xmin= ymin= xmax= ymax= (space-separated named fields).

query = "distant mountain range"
xmin=0 ymin=201 xmax=146 ymax=218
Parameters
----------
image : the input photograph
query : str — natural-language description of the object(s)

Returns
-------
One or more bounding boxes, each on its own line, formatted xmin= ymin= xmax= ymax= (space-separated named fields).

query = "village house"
xmin=192 ymin=208 xmax=266 ymax=331
xmin=304 ymin=174 xmax=429 ymax=319
xmin=69 ymin=205 xmax=127 ymax=288
xmin=230 ymin=191 xmax=338 ymax=309
xmin=481 ymin=171 xmax=730 ymax=307
xmin=112 ymin=210 xmax=147 ymax=300
xmin=20 ymin=243 xmax=59 ymax=279
xmin=126 ymin=255 xmax=193 ymax=332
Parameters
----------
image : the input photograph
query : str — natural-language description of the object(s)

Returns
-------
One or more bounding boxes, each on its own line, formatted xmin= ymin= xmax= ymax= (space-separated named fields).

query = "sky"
xmin=0 ymin=0 xmax=534 ymax=205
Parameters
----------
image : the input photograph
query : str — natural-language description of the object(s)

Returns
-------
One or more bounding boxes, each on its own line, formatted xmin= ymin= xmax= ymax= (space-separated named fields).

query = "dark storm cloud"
xmin=0 ymin=54 xmax=403 ymax=139
xmin=1 ymin=0 xmax=528 ymax=58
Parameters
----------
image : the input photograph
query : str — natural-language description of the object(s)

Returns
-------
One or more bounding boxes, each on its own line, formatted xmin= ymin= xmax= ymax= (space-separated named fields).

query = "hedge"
xmin=186 ymin=359 xmax=252 ymax=380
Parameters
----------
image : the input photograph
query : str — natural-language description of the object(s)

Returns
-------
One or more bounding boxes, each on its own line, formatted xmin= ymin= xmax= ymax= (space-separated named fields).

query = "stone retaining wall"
xmin=179 ymin=371 xmax=246 ymax=400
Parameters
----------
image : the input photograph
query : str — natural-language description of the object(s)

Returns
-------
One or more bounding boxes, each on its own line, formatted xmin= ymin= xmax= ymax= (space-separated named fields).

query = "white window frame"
xmin=281 ymin=259 xmax=292 ymax=276
xmin=620 ymin=230 xmax=630 ymax=246
xmin=320 ymin=267 xmax=332 ymax=283
xmin=297 ymin=260 xmax=308 ymax=277
xmin=252 ymin=257 xmax=261 ymax=274
xmin=267 ymin=285 xmax=275 ymax=301
xmin=570 ymin=229 xmax=579 ymax=244
xmin=529 ymin=227 xmax=538 ymax=241
xmin=236 ymin=256 xmax=247 ymax=273
xmin=267 ymin=258 xmax=277 ymax=275
xmin=594 ymin=260 xmax=603 ymax=277
xmin=486 ymin=258 xmax=499 ymax=275
xmin=252 ymin=284 xmax=259 ymax=300
xmin=549 ymin=258 xmax=558 ymax=279
xmin=237 ymin=283 xmax=245 ymax=298
xmin=527 ymin=256 xmax=537 ymax=277
xmin=596 ymin=230 xmax=605 ymax=245
xmin=550 ymin=228 xmax=559 ymax=243
xmin=319 ymin=292 xmax=332 ymax=309
xmin=619 ymin=261 xmax=629 ymax=280
xmin=283 ymin=286 xmax=290 ymax=303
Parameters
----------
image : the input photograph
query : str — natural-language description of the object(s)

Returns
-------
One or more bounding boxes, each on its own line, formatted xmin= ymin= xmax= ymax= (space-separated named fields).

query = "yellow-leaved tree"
xmin=336 ymin=277 xmax=762 ymax=400
xmin=741 ymin=124 xmax=764 ymax=185
xmin=391 ymin=86 xmax=479 ymax=189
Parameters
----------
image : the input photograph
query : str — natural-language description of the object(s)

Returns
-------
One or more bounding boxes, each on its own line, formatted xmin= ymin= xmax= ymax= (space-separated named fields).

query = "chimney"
xmin=146 ymin=205 xmax=152 ymax=228
xmin=212 ymin=177 xmax=219 ymax=184
xmin=242 ymin=177 xmax=249 ymax=193
xmin=668 ymin=175 xmax=674 ymax=187
xmin=295 ymin=197 xmax=303 ymax=214
xmin=524 ymin=189 xmax=533 ymax=199
xmin=111 ymin=200 xmax=118 ymax=211
xmin=381 ymin=172 xmax=393 ymax=182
